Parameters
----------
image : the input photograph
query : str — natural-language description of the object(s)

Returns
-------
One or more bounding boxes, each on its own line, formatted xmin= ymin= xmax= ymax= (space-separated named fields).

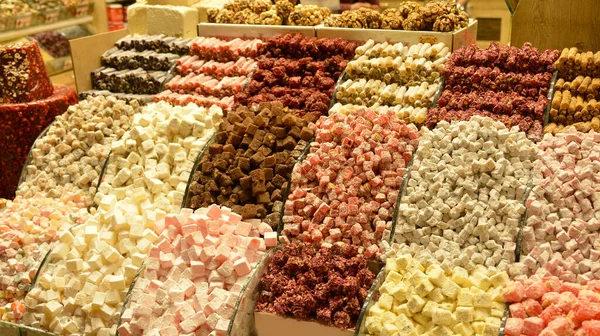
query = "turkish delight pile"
xmin=428 ymin=42 xmax=560 ymax=141
xmin=235 ymin=34 xmax=358 ymax=119
xmin=335 ymin=40 xmax=449 ymax=125
xmin=364 ymin=246 xmax=509 ymax=336
xmin=186 ymin=102 xmax=313 ymax=228
xmin=18 ymin=96 xmax=142 ymax=206
xmin=0 ymin=193 xmax=88 ymax=322
xmin=394 ymin=116 xmax=537 ymax=270
xmin=254 ymin=242 xmax=376 ymax=329
xmin=513 ymin=129 xmax=600 ymax=284
xmin=503 ymin=276 xmax=600 ymax=336
xmin=546 ymin=47 xmax=600 ymax=134
xmin=21 ymin=102 xmax=222 ymax=335
xmin=118 ymin=205 xmax=276 ymax=336
xmin=281 ymin=108 xmax=419 ymax=258
xmin=156 ymin=37 xmax=266 ymax=111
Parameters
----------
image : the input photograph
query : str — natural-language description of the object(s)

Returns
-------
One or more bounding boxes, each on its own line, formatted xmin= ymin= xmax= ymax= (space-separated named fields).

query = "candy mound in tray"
xmin=90 ymin=34 xmax=194 ymax=98
xmin=427 ymin=42 xmax=560 ymax=141
xmin=0 ymin=41 xmax=78 ymax=199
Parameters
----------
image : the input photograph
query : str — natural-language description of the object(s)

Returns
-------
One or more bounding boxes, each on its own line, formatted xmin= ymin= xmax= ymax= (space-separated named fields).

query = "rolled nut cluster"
xmin=18 ymin=96 xmax=141 ymax=206
xmin=513 ymin=129 xmax=600 ymax=284
xmin=0 ymin=193 xmax=89 ymax=323
xmin=324 ymin=8 xmax=382 ymax=29
xmin=345 ymin=41 xmax=449 ymax=85
xmin=117 ymin=205 xmax=276 ymax=336
xmin=365 ymin=248 xmax=508 ymax=336
xmin=329 ymin=103 xmax=428 ymax=126
xmin=95 ymin=101 xmax=223 ymax=214
xmin=186 ymin=102 xmax=314 ymax=228
xmin=546 ymin=47 xmax=600 ymax=135
xmin=282 ymin=109 xmax=419 ymax=258
xmin=336 ymin=79 xmax=440 ymax=109
xmin=288 ymin=5 xmax=331 ymax=26
xmin=255 ymin=242 xmax=376 ymax=330
xmin=91 ymin=67 xmax=168 ymax=95
xmin=395 ymin=117 xmax=537 ymax=271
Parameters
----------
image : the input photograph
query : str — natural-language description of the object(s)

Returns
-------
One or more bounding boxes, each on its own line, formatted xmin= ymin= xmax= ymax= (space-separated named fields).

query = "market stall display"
xmin=545 ymin=48 xmax=600 ymax=134
xmin=428 ymin=42 xmax=559 ymax=141
xmin=334 ymin=40 xmax=449 ymax=125
xmin=512 ymin=129 xmax=600 ymax=284
xmin=394 ymin=117 xmax=536 ymax=271
xmin=0 ymin=41 xmax=77 ymax=199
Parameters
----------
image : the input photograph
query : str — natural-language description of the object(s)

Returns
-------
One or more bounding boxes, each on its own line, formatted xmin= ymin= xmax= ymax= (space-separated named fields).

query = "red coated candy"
xmin=505 ymin=318 xmax=524 ymax=336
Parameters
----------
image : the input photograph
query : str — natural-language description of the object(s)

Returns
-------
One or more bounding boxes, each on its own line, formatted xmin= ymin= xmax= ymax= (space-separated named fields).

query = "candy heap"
xmin=0 ymin=41 xmax=78 ymax=199
xmin=18 ymin=96 xmax=142 ymax=206
xmin=95 ymin=101 xmax=222 ymax=214
xmin=117 ymin=205 xmax=276 ymax=336
xmin=255 ymin=242 xmax=376 ymax=329
xmin=156 ymin=37 xmax=266 ymax=110
xmin=86 ymin=35 xmax=191 ymax=101
xmin=546 ymin=47 xmax=600 ymax=134
xmin=186 ymin=102 xmax=313 ymax=228
xmin=282 ymin=109 xmax=419 ymax=258
xmin=429 ymin=42 xmax=560 ymax=141
xmin=395 ymin=117 xmax=536 ymax=270
xmin=0 ymin=193 xmax=88 ymax=322
xmin=236 ymin=34 xmax=357 ymax=118
xmin=335 ymin=40 xmax=449 ymax=125
xmin=324 ymin=1 xmax=469 ymax=32
xmin=364 ymin=247 xmax=508 ymax=336
xmin=503 ymin=276 xmax=600 ymax=336
xmin=208 ymin=0 xmax=331 ymax=26
xmin=30 ymin=31 xmax=71 ymax=59
xmin=514 ymin=129 xmax=600 ymax=284
xmin=21 ymin=102 xmax=222 ymax=334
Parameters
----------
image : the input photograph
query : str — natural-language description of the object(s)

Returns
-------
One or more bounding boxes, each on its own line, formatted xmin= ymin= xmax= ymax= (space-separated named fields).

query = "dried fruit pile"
xmin=546 ymin=47 xmax=600 ymax=134
xmin=325 ymin=1 xmax=469 ymax=32
xmin=428 ymin=42 xmax=559 ymax=141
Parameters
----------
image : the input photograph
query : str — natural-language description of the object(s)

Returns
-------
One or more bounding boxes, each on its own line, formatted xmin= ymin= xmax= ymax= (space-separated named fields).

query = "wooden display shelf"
xmin=469 ymin=0 xmax=511 ymax=48
xmin=0 ymin=16 xmax=93 ymax=43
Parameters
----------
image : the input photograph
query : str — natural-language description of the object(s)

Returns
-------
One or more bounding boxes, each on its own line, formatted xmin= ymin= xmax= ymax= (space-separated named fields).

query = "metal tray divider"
xmin=353 ymin=269 xmax=386 ymax=336
xmin=181 ymin=133 xmax=217 ymax=209
xmin=115 ymin=263 xmax=146 ymax=336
